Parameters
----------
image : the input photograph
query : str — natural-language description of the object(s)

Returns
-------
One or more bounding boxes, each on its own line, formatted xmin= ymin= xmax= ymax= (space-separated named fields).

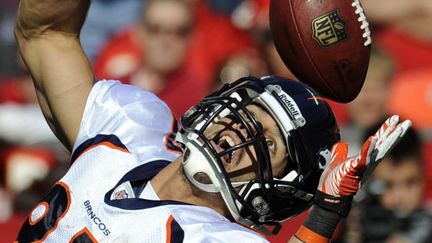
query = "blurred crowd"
xmin=0 ymin=0 xmax=431 ymax=242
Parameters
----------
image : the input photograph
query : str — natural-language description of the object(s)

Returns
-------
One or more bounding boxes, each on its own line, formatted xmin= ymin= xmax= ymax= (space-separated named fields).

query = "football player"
xmin=14 ymin=0 xmax=411 ymax=242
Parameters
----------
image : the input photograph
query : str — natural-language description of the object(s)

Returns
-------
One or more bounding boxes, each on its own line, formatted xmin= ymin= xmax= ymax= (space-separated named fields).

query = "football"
xmin=269 ymin=0 xmax=372 ymax=103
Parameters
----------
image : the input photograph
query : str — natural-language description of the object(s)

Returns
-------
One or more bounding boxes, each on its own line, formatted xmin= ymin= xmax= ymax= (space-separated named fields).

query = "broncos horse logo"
xmin=318 ymin=149 xmax=332 ymax=170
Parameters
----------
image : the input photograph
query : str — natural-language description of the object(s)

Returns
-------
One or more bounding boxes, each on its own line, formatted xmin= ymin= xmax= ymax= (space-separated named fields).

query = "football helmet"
xmin=176 ymin=76 xmax=340 ymax=234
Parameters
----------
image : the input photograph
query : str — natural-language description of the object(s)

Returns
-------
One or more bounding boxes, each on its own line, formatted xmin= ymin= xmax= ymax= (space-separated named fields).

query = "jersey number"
xmin=16 ymin=182 xmax=97 ymax=242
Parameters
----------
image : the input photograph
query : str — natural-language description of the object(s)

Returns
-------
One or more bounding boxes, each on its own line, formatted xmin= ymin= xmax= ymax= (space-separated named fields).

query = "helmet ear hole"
xmin=183 ymin=148 xmax=191 ymax=161
xmin=192 ymin=173 xmax=212 ymax=185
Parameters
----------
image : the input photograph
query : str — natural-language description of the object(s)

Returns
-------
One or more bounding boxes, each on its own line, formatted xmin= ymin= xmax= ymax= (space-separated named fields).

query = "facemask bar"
xmin=181 ymin=96 xmax=267 ymax=170
xmin=179 ymin=81 xmax=278 ymax=223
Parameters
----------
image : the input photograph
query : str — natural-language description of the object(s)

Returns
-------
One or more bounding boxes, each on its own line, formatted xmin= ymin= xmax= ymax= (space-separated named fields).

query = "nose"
xmin=233 ymin=123 xmax=247 ymax=138
xmin=233 ymin=123 xmax=242 ymax=130
xmin=233 ymin=123 xmax=248 ymax=140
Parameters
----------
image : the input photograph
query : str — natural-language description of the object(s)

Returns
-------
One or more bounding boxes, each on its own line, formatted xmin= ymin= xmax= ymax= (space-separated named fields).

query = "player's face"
xmin=203 ymin=105 xmax=288 ymax=183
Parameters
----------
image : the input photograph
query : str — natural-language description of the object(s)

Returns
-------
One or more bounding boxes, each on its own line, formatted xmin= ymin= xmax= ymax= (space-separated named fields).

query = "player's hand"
xmin=314 ymin=115 xmax=412 ymax=216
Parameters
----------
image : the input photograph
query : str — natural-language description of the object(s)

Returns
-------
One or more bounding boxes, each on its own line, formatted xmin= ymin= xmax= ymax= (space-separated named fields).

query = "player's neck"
xmin=151 ymin=157 xmax=229 ymax=216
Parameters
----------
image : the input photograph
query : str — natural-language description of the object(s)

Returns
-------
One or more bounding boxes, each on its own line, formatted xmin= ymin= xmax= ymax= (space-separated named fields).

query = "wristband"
xmin=303 ymin=205 xmax=341 ymax=239
xmin=295 ymin=225 xmax=329 ymax=243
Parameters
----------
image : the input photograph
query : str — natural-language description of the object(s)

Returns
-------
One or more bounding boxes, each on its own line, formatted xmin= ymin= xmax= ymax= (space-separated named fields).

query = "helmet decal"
xmin=318 ymin=148 xmax=332 ymax=170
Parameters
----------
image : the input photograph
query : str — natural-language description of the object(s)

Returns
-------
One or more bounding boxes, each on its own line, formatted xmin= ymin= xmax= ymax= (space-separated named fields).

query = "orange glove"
xmin=295 ymin=116 xmax=412 ymax=243
xmin=315 ymin=115 xmax=412 ymax=215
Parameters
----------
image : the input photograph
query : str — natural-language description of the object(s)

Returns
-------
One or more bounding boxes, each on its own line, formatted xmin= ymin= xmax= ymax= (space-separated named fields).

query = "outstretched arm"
xmin=288 ymin=116 xmax=412 ymax=243
xmin=14 ymin=0 xmax=94 ymax=151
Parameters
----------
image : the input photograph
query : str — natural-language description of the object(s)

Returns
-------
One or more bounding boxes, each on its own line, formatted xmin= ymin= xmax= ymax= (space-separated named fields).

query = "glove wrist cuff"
xmin=313 ymin=191 xmax=352 ymax=217
xmin=303 ymin=205 xmax=341 ymax=239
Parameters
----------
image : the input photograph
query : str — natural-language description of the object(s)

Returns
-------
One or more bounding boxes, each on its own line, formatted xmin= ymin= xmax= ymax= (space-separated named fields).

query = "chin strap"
xmin=295 ymin=205 xmax=341 ymax=242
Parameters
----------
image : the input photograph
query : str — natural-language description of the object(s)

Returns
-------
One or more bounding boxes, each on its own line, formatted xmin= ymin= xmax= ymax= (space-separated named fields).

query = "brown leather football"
xmin=270 ymin=0 xmax=372 ymax=103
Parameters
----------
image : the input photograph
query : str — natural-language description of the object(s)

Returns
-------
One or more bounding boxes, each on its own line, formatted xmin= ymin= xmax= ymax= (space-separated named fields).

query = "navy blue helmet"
xmin=176 ymin=76 xmax=340 ymax=234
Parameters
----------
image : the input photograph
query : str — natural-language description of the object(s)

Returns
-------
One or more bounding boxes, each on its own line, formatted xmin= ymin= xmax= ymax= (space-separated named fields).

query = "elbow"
xmin=13 ymin=2 xmax=26 ymax=40
xmin=14 ymin=21 xmax=32 ymax=54
xmin=14 ymin=16 xmax=44 ymax=41
xmin=14 ymin=21 xmax=26 ymax=41
xmin=14 ymin=15 xmax=33 ymax=42
xmin=13 ymin=19 xmax=38 ymax=62
xmin=14 ymin=21 xmax=28 ymax=53
xmin=14 ymin=0 xmax=91 ymax=39
xmin=14 ymin=1 xmax=49 ymax=41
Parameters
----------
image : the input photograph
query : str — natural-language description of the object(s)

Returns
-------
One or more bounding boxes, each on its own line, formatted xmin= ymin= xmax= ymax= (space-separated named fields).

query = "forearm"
xmin=15 ymin=0 xmax=90 ymax=39
xmin=288 ymin=206 xmax=341 ymax=243
xmin=13 ymin=0 xmax=94 ymax=151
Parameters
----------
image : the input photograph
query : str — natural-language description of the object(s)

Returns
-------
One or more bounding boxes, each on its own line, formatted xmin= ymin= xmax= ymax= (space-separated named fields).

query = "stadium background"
xmin=0 ymin=0 xmax=431 ymax=242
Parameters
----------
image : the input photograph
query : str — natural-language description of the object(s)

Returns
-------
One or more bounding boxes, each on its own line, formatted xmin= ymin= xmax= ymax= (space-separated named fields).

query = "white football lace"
xmin=352 ymin=0 xmax=372 ymax=46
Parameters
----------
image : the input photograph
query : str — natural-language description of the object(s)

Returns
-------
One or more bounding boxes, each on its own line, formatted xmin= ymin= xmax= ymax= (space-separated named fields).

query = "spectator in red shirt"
xmin=94 ymin=0 xmax=257 ymax=87
xmin=96 ymin=0 xmax=208 ymax=119
xmin=134 ymin=0 xmax=208 ymax=119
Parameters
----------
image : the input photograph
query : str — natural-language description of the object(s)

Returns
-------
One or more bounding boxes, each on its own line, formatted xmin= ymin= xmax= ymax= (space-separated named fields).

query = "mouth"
xmin=210 ymin=130 xmax=243 ymax=166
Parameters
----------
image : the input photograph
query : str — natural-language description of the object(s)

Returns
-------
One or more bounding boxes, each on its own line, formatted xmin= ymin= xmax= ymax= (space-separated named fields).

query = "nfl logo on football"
xmin=312 ymin=10 xmax=348 ymax=47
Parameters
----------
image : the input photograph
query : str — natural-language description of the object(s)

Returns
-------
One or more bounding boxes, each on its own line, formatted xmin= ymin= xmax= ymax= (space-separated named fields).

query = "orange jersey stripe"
xmin=28 ymin=202 xmax=49 ymax=226
xmin=164 ymin=115 xmax=182 ymax=155
xmin=35 ymin=182 xmax=72 ymax=243
xmin=165 ymin=215 xmax=175 ymax=243
xmin=69 ymin=227 xmax=98 ymax=243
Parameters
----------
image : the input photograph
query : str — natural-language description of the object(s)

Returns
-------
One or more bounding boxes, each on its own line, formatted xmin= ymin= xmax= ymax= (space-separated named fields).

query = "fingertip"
xmin=404 ymin=119 xmax=412 ymax=128
xmin=390 ymin=115 xmax=399 ymax=126
xmin=399 ymin=120 xmax=412 ymax=137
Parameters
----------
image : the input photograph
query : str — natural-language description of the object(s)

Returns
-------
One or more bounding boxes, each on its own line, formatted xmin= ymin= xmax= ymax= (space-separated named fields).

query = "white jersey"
xmin=16 ymin=80 xmax=268 ymax=243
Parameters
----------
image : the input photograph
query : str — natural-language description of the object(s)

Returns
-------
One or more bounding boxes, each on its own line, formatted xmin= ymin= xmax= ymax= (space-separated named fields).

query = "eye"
xmin=266 ymin=138 xmax=275 ymax=152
